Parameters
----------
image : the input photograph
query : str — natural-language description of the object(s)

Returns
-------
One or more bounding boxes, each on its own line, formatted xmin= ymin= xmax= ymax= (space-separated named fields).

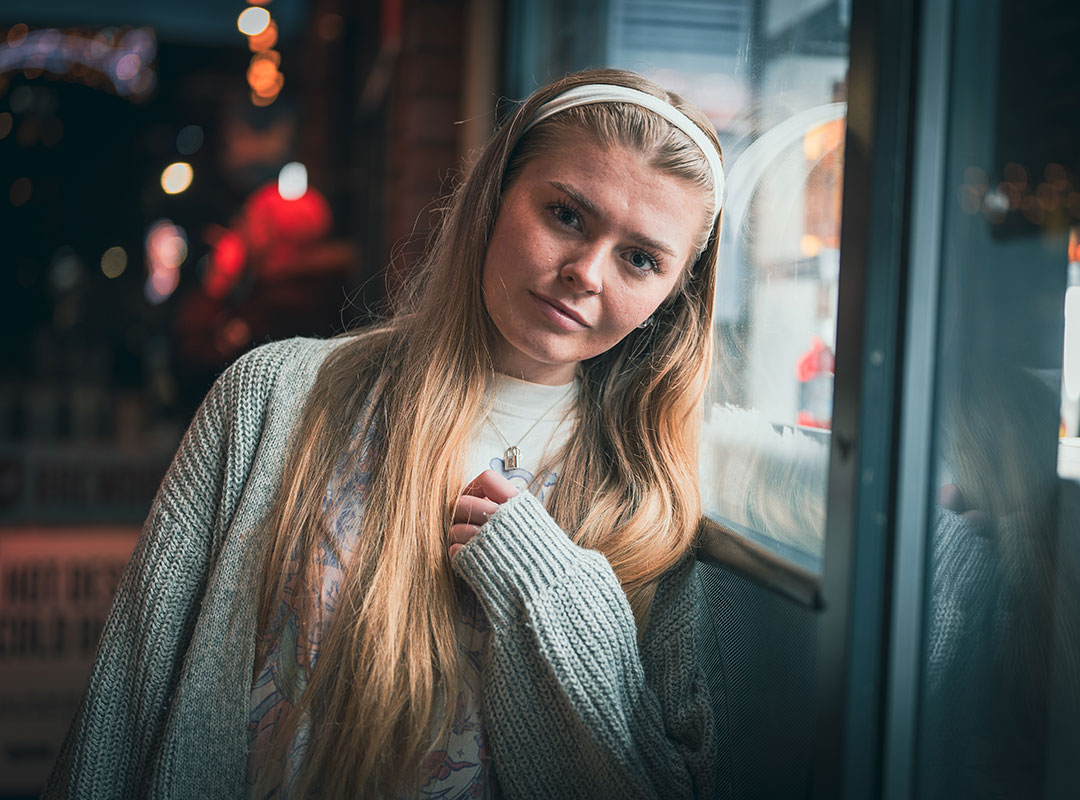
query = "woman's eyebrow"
xmin=548 ymin=180 xmax=677 ymax=258
xmin=549 ymin=180 xmax=599 ymax=217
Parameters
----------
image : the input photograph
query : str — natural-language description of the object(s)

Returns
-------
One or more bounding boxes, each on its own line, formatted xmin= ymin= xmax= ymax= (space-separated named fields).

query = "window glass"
xmin=917 ymin=0 xmax=1080 ymax=794
xmin=507 ymin=0 xmax=852 ymax=570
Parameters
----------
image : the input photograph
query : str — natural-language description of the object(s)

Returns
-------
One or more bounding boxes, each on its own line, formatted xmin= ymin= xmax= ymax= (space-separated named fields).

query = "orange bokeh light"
xmin=247 ymin=20 xmax=278 ymax=51
xmin=250 ymin=91 xmax=278 ymax=107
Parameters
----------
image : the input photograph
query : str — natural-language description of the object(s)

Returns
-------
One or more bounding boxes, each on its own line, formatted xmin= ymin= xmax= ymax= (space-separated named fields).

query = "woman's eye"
xmin=626 ymin=249 xmax=660 ymax=273
xmin=551 ymin=203 xmax=581 ymax=229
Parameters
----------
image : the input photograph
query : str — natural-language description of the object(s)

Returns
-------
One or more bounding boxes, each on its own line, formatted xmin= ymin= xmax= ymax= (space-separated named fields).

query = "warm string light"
xmin=144 ymin=220 xmax=187 ymax=304
xmin=238 ymin=2 xmax=283 ymax=106
xmin=957 ymin=162 xmax=1079 ymax=226
xmin=100 ymin=246 xmax=127 ymax=279
xmin=160 ymin=162 xmax=193 ymax=195
xmin=277 ymin=162 xmax=307 ymax=200
xmin=0 ymin=25 xmax=157 ymax=101
xmin=237 ymin=8 xmax=271 ymax=37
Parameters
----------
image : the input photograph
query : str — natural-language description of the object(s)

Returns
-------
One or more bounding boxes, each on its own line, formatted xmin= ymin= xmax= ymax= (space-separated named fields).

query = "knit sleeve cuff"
xmin=451 ymin=490 xmax=616 ymax=629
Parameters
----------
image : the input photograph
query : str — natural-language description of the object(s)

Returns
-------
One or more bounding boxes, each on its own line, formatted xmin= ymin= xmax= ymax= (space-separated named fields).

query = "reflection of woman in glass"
xmin=927 ymin=362 xmax=1080 ymax=798
xmin=47 ymin=69 xmax=725 ymax=798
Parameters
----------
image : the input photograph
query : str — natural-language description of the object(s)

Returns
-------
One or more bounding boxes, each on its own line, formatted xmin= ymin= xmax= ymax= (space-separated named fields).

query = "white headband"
xmin=522 ymin=84 xmax=725 ymax=219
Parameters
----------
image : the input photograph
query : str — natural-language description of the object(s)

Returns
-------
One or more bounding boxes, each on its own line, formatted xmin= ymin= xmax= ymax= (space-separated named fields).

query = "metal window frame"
xmin=881 ymin=0 xmax=955 ymax=794
xmin=811 ymin=0 xmax=920 ymax=795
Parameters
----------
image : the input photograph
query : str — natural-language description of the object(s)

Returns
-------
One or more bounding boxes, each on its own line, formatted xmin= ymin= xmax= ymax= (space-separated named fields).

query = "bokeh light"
xmin=7 ymin=23 xmax=29 ymax=47
xmin=10 ymin=177 xmax=32 ymax=207
xmin=1046 ymin=163 xmax=1068 ymax=190
xmin=247 ymin=50 xmax=284 ymax=99
xmin=238 ymin=8 xmax=272 ymax=37
xmin=160 ymin=162 xmax=193 ymax=194
xmin=114 ymin=53 xmax=141 ymax=81
xmin=1 ymin=27 xmax=156 ymax=100
xmin=144 ymin=219 xmax=188 ymax=304
xmin=247 ymin=20 xmax=279 ymax=52
xmin=101 ymin=246 xmax=128 ymax=278
xmin=1036 ymin=182 xmax=1060 ymax=212
xmin=176 ymin=124 xmax=204 ymax=155
xmin=278 ymin=162 xmax=307 ymax=200
xmin=0 ymin=113 xmax=12 ymax=140
xmin=800 ymin=234 xmax=822 ymax=258
xmin=50 ymin=247 xmax=83 ymax=291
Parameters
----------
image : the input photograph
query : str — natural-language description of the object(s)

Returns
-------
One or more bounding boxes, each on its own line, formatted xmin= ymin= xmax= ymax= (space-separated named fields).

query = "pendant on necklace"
xmin=504 ymin=445 xmax=520 ymax=470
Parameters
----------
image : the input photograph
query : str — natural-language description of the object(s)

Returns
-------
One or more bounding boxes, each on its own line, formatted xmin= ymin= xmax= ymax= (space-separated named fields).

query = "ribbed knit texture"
xmin=43 ymin=337 xmax=715 ymax=799
xmin=454 ymin=491 xmax=715 ymax=798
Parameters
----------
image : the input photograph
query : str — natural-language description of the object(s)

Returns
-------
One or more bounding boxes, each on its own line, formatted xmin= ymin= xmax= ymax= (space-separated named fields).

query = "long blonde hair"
xmin=253 ymin=68 xmax=724 ymax=797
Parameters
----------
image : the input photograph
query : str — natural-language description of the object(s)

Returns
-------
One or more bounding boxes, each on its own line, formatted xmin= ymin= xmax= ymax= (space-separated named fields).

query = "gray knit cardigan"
xmin=43 ymin=337 xmax=715 ymax=799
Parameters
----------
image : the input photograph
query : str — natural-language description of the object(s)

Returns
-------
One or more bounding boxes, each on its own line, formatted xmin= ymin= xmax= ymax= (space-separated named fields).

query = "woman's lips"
xmin=530 ymin=292 xmax=590 ymax=330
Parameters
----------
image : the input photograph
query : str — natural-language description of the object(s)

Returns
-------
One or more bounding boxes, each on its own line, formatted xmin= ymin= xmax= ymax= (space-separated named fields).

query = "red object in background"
xmin=244 ymin=183 xmax=332 ymax=254
xmin=796 ymin=336 xmax=835 ymax=430
xmin=204 ymin=229 xmax=246 ymax=299
xmin=796 ymin=335 xmax=835 ymax=382
xmin=178 ymin=179 xmax=354 ymax=369
xmin=203 ymin=182 xmax=333 ymax=298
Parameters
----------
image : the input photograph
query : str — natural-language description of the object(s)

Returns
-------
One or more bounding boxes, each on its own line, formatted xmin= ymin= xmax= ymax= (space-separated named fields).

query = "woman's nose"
xmin=559 ymin=245 xmax=605 ymax=295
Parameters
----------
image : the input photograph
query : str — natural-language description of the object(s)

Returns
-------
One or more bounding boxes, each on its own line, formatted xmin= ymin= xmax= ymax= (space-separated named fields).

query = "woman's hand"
xmin=449 ymin=470 xmax=519 ymax=559
xmin=936 ymin=483 xmax=989 ymax=529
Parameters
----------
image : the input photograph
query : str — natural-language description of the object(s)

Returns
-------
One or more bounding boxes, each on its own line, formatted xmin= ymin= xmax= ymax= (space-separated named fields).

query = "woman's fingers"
xmin=449 ymin=522 xmax=481 ymax=549
xmin=453 ymin=494 xmax=499 ymax=525
xmin=460 ymin=478 xmax=488 ymax=498
xmin=936 ymin=483 xmax=968 ymax=512
xmin=465 ymin=469 xmax=519 ymax=505
xmin=450 ymin=471 xmax=520 ymax=560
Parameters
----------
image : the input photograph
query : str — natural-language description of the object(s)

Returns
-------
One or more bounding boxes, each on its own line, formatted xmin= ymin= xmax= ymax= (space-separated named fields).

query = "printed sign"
xmin=0 ymin=526 xmax=138 ymax=795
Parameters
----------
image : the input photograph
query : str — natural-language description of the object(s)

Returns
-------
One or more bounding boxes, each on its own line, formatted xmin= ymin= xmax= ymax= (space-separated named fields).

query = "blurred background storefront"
xmin=1 ymin=4 xmax=489 ymax=788
xmin=1 ymin=0 xmax=1077 ymax=797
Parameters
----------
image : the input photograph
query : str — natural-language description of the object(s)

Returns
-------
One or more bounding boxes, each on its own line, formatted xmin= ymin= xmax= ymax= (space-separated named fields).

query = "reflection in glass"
xmin=698 ymin=20 xmax=848 ymax=567
xmin=917 ymin=0 xmax=1080 ymax=793
xmin=924 ymin=363 xmax=1080 ymax=797
xmin=699 ymin=406 xmax=827 ymax=569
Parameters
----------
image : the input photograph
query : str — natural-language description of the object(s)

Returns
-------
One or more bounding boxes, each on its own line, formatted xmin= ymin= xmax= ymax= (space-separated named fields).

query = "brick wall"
xmin=384 ymin=0 xmax=467 ymax=297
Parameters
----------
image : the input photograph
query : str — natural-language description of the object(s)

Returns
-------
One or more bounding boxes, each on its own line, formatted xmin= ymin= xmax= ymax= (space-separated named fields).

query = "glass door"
xmin=882 ymin=0 xmax=1080 ymax=797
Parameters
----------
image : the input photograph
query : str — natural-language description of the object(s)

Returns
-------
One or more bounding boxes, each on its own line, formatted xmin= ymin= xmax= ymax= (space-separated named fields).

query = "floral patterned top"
xmin=246 ymin=375 xmax=577 ymax=798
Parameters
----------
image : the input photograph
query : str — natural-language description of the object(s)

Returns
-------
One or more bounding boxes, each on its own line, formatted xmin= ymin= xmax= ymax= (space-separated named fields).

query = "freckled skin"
xmin=481 ymin=137 xmax=709 ymax=386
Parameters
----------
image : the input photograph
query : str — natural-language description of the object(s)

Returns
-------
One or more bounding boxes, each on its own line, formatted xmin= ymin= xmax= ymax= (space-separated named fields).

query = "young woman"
xmin=46 ymin=68 xmax=725 ymax=798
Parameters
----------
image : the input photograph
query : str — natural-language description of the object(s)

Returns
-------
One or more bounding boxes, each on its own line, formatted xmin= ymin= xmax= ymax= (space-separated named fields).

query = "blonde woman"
xmin=46 ymin=68 xmax=725 ymax=798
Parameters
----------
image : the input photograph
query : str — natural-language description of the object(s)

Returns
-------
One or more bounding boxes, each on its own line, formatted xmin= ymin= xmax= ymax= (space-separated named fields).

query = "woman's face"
xmin=482 ymin=135 xmax=709 ymax=385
